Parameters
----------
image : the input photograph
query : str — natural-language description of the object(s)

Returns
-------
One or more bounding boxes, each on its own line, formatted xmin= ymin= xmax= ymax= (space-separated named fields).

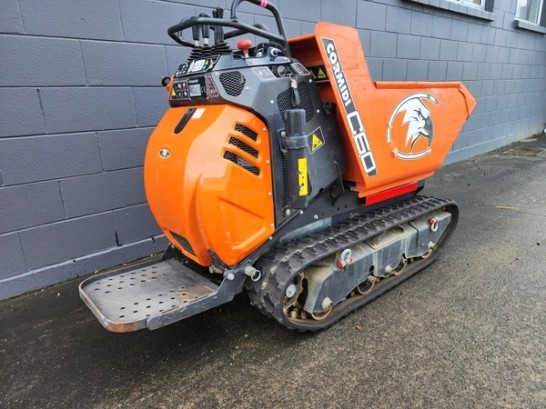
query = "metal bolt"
xmin=286 ymin=284 xmax=297 ymax=298
xmin=244 ymin=266 xmax=257 ymax=276
xmin=226 ymin=273 xmax=235 ymax=281
xmin=429 ymin=217 xmax=439 ymax=232
xmin=285 ymin=209 xmax=291 ymax=216
xmin=322 ymin=297 xmax=333 ymax=310
xmin=280 ymin=131 xmax=287 ymax=137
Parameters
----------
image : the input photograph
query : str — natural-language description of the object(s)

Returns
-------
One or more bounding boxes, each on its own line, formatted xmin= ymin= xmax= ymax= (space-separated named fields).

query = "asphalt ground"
xmin=1 ymin=134 xmax=545 ymax=409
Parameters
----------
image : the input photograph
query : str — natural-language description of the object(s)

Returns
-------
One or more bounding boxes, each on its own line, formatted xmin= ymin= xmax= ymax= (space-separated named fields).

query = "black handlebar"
xmin=167 ymin=0 xmax=290 ymax=56
xmin=230 ymin=0 xmax=287 ymax=40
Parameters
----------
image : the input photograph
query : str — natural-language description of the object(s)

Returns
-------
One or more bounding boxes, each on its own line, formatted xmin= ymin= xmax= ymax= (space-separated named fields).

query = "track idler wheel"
xmin=283 ymin=272 xmax=304 ymax=319
xmin=389 ymin=256 xmax=408 ymax=276
xmin=355 ymin=276 xmax=377 ymax=295
xmin=310 ymin=302 xmax=333 ymax=321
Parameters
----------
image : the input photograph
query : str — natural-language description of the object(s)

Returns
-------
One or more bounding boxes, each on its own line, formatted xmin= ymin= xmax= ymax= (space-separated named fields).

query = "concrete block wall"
xmin=1 ymin=0 xmax=545 ymax=299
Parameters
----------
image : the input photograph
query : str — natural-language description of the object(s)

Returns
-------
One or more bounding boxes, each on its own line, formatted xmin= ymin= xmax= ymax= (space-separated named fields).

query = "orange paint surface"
xmin=144 ymin=105 xmax=274 ymax=266
xmin=290 ymin=22 xmax=476 ymax=197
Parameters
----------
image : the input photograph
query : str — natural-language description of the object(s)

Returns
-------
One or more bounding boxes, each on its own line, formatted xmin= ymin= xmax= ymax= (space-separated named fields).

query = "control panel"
xmin=175 ymin=57 xmax=219 ymax=77
xmin=171 ymin=56 xmax=220 ymax=102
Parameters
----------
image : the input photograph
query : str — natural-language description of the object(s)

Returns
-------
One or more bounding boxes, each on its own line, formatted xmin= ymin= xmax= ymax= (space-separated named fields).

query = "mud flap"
xmin=79 ymin=258 xmax=245 ymax=332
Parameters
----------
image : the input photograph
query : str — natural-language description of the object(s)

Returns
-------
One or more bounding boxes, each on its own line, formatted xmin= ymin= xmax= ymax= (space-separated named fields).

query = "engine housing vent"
xmin=235 ymin=124 xmax=258 ymax=141
xmin=223 ymin=123 xmax=261 ymax=176
xmin=169 ymin=231 xmax=195 ymax=255
xmin=219 ymin=72 xmax=246 ymax=96
xmin=277 ymin=82 xmax=314 ymax=122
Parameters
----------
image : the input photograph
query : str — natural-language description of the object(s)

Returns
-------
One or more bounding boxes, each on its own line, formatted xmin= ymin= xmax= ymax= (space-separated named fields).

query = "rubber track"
xmin=246 ymin=195 xmax=459 ymax=331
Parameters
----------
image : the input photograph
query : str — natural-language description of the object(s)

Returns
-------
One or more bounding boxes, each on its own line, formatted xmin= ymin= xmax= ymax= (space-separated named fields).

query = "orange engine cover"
xmin=144 ymin=104 xmax=274 ymax=267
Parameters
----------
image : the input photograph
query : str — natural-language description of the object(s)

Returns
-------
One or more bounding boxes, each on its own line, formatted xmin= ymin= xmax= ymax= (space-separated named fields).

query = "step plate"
xmin=79 ymin=259 xmax=218 ymax=332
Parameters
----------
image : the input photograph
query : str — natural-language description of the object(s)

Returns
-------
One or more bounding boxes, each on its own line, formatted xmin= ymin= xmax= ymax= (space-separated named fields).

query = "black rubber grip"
xmin=174 ymin=108 xmax=196 ymax=134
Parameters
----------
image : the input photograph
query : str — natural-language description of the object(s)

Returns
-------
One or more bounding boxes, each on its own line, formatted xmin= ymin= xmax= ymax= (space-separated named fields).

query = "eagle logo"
xmin=387 ymin=93 xmax=439 ymax=160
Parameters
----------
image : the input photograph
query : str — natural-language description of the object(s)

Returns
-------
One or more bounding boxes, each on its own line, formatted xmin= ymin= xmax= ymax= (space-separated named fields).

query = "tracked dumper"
xmin=80 ymin=0 xmax=476 ymax=332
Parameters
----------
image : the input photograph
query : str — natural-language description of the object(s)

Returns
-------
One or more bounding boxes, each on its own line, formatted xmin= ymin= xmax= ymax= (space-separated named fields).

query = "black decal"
xmin=322 ymin=37 xmax=377 ymax=176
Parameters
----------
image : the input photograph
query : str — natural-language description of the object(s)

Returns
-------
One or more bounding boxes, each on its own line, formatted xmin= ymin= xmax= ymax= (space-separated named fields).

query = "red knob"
xmin=237 ymin=39 xmax=252 ymax=58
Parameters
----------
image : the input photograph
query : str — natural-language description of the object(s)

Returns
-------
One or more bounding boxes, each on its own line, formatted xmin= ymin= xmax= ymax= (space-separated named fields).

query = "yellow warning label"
xmin=309 ymin=65 xmax=328 ymax=81
xmin=298 ymin=157 xmax=308 ymax=196
xmin=311 ymin=133 xmax=324 ymax=152
xmin=309 ymin=127 xmax=325 ymax=153
xmin=171 ymin=88 xmax=176 ymax=97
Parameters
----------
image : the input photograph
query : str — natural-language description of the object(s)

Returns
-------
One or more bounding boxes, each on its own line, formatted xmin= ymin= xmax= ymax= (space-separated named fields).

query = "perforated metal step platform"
xmin=79 ymin=259 xmax=219 ymax=332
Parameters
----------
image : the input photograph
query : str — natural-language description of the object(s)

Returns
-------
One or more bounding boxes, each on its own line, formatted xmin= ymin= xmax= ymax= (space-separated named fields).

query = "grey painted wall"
xmin=1 ymin=0 xmax=545 ymax=299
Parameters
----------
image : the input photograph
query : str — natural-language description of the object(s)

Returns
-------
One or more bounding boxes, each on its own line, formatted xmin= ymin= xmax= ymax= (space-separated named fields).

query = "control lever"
xmin=290 ymin=75 xmax=301 ymax=107
xmin=212 ymin=8 xmax=225 ymax=44
xmin=191 ymin=18 xmax=200 ymax=47
xmin=198 ymin=13 xmax=211 ymax=47
xmin=237 ymin=39 xmax=252 ymax=58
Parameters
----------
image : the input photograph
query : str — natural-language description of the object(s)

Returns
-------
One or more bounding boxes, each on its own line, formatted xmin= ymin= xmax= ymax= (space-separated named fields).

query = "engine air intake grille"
xmin=223 ymin=123 xmax=261 ymax=176
xmin=235 ymin=124 xmax=258 ymax=141
xmin=223 ymin=152 xmax=260 ymax=175
xmin=282 ymin=154 xmax=290 ymax=206
xmin=277 ymin=82 xmax=314 ymax=122
xmin=219 ymin=72 xmax=246 ymax=96
xmin=169 ymin=231 xmax=195 ymax=255
xmin=228 ymin=137 xmax=258 ymax=158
